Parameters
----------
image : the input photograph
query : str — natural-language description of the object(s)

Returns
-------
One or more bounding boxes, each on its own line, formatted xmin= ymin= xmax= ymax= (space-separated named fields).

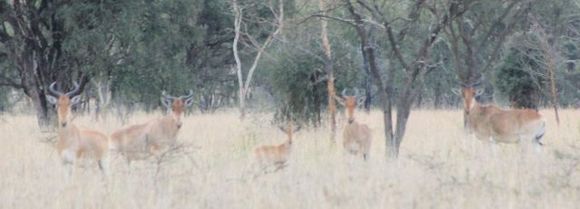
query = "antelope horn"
xmin=341 ymin=88 xmax=348 ymax=97
xmin=49 ymin=82 xmax=63 ymax=96
xmin=475 ymin=88 xmax=485 ymax=97
xmin=65 ymin=81 xmax=81 ymax=97
xmin=293 ymin=125 xmax=302 ymax=132
xmin=278 ymin=125 xmax=287 ymax=133
xmin=468 ymin=73 xmax=483 ymax=87
xmin=472 ymin=78 xmax=482 ymax=87
xmin=180 ymin=90 xmax=194 ymax=99
xmin=162 ymin=90 xmax=176 ymax=100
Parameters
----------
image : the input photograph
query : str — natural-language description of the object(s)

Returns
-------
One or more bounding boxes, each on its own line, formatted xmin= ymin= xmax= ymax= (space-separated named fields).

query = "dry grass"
xmin=0 ymin=109 xmax=579 ymax=209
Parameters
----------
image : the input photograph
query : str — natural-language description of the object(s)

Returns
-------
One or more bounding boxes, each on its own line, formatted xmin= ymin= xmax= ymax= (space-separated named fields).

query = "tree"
xmin=495 ymin=43 xmax=544 ymax=109
xmin=443 ymin=0 xmax=533 ymax=127
xmin=0 ymin=0 xmax=90 ymax=128
xmin=232 ymin=0 xmax=284 ymax=120
xmin=0 ymin=0 xmax=205 ymax=127
xmin=318 ymin=0 xmax=339 ymax=142
xmin=342 ymin=0 xmax=467 ymax=157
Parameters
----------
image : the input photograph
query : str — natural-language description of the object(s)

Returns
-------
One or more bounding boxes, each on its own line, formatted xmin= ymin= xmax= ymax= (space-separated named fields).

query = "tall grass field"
xmin=0 ymin=109 xmax=579 ymax=209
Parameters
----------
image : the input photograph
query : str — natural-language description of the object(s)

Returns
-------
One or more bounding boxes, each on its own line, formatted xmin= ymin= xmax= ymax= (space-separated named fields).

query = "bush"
xmin=495 ymin=40 xmax=545 ymax=109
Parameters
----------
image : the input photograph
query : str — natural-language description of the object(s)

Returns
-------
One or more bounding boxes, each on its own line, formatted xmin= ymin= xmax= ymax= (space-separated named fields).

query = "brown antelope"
xmin=46 ymin=82 xmax=109 ymax=172
xmin=253 ymin=121 xmax=301 ymax=170
xmin=335 ymin=88 xmax=372 ymax=160
xmin=461 ymin=86 xmax=546 ymax=146
xmin=109 ymin=90 xmax=193 ymax=162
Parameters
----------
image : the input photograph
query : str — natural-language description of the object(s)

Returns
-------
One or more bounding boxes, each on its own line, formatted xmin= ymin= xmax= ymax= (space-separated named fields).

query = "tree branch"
xmin=298 ymin=14 xmax=356 ymax=26
xmin=242 ymin=0 xmax=283 ymax=93
xmin=475 ymin=0 xmax=521 ymax=52
xmin=0 ymin=73 xmax=23 ymax=89
xmin=479 ymin=2 xmax=531 ymax=73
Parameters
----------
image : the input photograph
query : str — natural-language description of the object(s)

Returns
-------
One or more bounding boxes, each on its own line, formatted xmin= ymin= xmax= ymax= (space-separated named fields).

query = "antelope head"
xmin=278 ymin=121 xmax=302 ymax=145
xmin=161 ymin=90 xmax=194 ymax=128
xmin=46 ymin=81 xmax=82 ymax=128
xmin=337 ymin=88 xmax=364 ymax=124
xmin=453 ymin=76 xmax=484 ymax=116
xmin=461 ymin=88 xmax=484 ymax=116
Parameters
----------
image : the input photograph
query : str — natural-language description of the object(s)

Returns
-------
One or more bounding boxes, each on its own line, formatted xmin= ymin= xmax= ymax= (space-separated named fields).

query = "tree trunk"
xmin=434 ymin=83 xmax=442 ymax=108
xmin=232 ymin=0 xmax=282 ymax=120
xmin=326 ymin=74 xmax=337 ymax=141
xmin=319 ymin=0 xmax=337 ymax=143
xmin=30 ymin=89 xmax=51 ymax=129
xmin=18 ymin=47 xmax=51 ymax=129
xmin=344 ymin=0 xmax=394 ymax=156
xmin=239 ymin=88 xmax=246 ymax=119
xmin=361 ymin=36 xmax=372 ymax=113
xmin=390 ymin=78 xmax=421 ymax=157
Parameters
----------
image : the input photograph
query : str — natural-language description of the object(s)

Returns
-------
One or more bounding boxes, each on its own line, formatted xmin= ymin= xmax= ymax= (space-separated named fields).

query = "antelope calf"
xmin=109 ymin=90 xmax=193 ymax=162
xmin=254 ymin=121 xmax=301 ymax=170
xmin=46 ymin=82 xmax=109 ymax=172
xmin=336 ymin=88 xmax=372 ymax=160
xmin=462 ymin=87 xmax=546 ymax=146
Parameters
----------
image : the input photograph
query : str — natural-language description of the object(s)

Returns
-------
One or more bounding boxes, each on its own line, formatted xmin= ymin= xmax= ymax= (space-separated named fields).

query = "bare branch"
xmin=242 ymin=0 xmax=283 ymax=93
xmin=298 ymin=14 xmax=356 ymax=26
xmin=475 ymin=0 xmax=522 ymax=52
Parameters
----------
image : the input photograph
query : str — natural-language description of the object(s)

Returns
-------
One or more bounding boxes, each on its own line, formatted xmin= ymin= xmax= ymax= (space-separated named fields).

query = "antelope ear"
xmin=333 ymin=95 xmax=345 ymax=106
xmin=46 ymin=95 xmax=58 ymax=104
xmin=293 ymin=126 xmax=302 ymax=133
xmin=451 ymin=88 xmax=461 ymax=96
xmin=70 ymin=95 xmax=82 ymax=105
xmin=475 ymin=89 xmax=485 ymax=96
xmin=278 ymin=126 xmax=287 ymax=133
xmin=161 ymin=97 xmax=172 ymax=108
xmin=184 ymin=97 xmax=194 ymax=107
xmin=357 ymin=97 xmax=366 ymax=107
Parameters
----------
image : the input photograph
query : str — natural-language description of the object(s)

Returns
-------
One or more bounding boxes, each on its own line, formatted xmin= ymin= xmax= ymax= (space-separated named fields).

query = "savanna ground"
xmin=0 ymin=109 xmax=579 ymax=209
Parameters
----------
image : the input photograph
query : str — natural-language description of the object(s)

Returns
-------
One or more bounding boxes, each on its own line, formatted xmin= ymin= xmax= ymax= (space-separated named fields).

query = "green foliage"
xmin=0 ymin=86 xmax=9 ymax=112
xmin=1 ymin=0 xmax=579 ymax=118
xmin=423 ymin=40 xmax=460 ymax=107
xmin=267 ymin=45 xmax=324 ymax=126
xmin=495 ymin=41 xmax=545 ymax=109
xmin=52 ymin=0 xmax=205 ymax=109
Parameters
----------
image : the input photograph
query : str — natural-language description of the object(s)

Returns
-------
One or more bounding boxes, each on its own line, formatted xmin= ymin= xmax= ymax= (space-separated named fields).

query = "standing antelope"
xmin=253 ymin=121 xmax=301 ymax=170
xmin=336 ymin=88 xmax=372 ymax=160
xmin=109 ymin=90 xmax=193 ymax=162
xmin=461 ymin=86 xmax=546 ymax=146
xmin=46 ymin=81 xmax=109 ymax=172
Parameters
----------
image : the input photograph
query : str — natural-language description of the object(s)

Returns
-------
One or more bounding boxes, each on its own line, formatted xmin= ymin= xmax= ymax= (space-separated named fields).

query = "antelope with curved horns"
xmin=462 ymin=85 xmax=546 ymax=147
xmin=253 ymin=120 xmax=301 ymax=170
xmin=109 ymin=90 xmax=194 ymax=162
xmin=335 ymin=88 xmax=372 ymax=160
xmin=46 ymin=81 xmax=109 ymax=172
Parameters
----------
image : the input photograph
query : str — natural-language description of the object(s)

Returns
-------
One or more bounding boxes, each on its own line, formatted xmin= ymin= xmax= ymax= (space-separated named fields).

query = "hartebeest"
xmin=253 ymin=121 xmax=301 ymax=170
xmin=462 ymin=86 xmax=546 ymax=146
xmin=109 ymin=90 xmax=194 ymax=162
xmin=46 ymin=82 xmax=109 ymax=172
xmin=336 ymin=88 xmax=372 ymax=160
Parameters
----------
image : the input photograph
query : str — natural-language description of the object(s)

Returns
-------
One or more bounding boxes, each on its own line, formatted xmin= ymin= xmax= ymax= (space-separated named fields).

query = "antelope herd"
xmin=43 ymin=80 xmax=548 ymax=177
